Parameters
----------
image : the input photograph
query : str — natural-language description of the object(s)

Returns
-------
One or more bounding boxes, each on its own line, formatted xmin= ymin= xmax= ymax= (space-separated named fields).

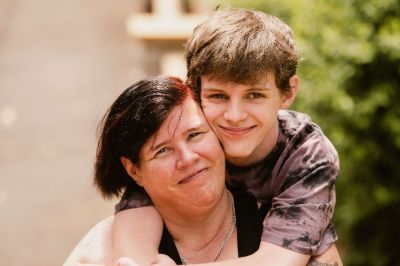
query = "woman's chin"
xmin=188 ymin=186 xmax=222 ymax=208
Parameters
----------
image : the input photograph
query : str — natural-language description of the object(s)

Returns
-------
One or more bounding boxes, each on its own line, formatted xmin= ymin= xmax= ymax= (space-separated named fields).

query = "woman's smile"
xmin=178 ymin=167 xmax=208 ymax=184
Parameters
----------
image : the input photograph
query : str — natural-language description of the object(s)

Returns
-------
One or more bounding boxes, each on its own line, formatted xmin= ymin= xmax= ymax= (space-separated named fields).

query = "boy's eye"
xmin=208 ymin=93 xmax=227 ymax=99
xmin=247 ymin=92 xmax=265 ymax=99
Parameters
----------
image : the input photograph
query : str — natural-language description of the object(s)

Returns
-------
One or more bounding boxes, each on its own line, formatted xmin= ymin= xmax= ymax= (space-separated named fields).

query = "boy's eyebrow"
xmin=248 ymin=87 xmax=271 ymax=91
xmin=201 ymin=87 xmax=223 ymax=91
xmin=249 ymin=83 xmax=274 ymax=90
xmin=202 ymin=85 xmax=272 ymax=91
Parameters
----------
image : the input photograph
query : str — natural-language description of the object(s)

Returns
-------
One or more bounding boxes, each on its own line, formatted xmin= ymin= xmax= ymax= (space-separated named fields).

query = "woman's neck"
xmin=163 ymin=189 xmax=237 ymax=263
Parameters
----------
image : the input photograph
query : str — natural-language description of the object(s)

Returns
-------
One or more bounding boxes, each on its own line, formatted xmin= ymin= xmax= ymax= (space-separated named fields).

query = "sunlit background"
xmin=0 ymin=0 xmax=399 ymax=265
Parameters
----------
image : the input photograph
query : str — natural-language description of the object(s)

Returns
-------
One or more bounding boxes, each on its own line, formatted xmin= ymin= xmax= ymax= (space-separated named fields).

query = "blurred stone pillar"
xmin=126 ymin=0 xmax=210 ymax=79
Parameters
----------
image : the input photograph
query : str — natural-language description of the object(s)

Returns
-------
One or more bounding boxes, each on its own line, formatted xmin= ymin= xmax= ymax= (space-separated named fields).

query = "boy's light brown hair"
xmin=185 ymin=8 xmax=298 ymax=95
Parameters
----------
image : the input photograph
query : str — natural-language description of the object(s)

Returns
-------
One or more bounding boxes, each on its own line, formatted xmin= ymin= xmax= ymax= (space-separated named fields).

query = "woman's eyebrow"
xmin=149 ymin=123 xmax=204 ymax=151
xmin=184 ymin=124 xmax=203 ymax=135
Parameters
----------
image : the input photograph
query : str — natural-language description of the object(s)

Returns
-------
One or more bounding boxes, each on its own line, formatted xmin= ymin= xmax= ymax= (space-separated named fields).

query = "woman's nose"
xmin=176 ymin=145 xmax=199 ymax=170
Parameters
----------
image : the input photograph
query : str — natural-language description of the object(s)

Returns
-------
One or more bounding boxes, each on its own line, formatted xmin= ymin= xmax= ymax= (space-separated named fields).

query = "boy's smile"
xmin=200 ymin=73 xmax=297 ymax=166
xmin=219 ymin=125 xmax=256 ymax=136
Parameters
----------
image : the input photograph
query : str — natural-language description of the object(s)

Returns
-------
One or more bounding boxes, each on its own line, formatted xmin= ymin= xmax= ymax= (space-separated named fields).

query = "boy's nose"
xmin=224 ymin=101 xmax=247 ymax=123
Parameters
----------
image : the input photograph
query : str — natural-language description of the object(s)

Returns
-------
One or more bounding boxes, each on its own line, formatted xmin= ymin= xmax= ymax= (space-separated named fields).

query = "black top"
xmin=158 ymin=187 xmax=268 ymax=264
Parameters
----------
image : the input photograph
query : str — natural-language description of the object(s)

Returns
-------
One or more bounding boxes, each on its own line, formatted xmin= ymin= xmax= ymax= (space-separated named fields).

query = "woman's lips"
xmin=179 ymin=168 xmax=207 ymax=184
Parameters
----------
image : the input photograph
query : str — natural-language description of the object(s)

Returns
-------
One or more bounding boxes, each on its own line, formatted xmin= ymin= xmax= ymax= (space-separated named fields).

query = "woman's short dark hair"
xmin=94 ymin=76 xmax=200 ymax=199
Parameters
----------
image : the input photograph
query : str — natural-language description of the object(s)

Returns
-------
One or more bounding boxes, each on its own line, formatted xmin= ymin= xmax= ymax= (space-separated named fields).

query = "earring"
xmin=135 ymin=176 xmax=143 ymax=187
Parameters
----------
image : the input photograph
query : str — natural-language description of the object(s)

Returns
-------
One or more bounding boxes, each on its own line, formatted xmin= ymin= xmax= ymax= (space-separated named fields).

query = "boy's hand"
xmin=116 ymin=257 xmax=140 ymax=266
xmin=113 ymin=207 xmax=163 ymax=265
xmin=63 ymin=217 xmax=114 ymax=266
xmin=149 ymin=254 xmax=177 ymax=266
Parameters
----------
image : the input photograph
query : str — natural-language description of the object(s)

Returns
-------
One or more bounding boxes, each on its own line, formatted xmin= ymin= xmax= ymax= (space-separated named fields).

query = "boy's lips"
xmin=178 ymin=167 xmax=208 ymax=184
xmin=219 ymin=125 xmax=256 ymax=136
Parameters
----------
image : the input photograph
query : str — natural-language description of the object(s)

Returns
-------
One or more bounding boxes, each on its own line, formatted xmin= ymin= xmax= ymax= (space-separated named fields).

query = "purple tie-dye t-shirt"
xmin=115 ymin=110 xmax=339 ymax=255
xmin=225 ymin=110 xmax=338 ymax=255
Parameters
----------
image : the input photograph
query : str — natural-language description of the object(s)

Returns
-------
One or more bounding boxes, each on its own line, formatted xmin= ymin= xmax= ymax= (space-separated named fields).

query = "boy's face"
xmin=200 ymin=73 xmax=297 ymax=166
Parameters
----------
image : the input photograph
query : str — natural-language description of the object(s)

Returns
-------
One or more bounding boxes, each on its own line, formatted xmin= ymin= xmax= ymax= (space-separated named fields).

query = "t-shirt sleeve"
xmin=261 ymin=131 xmax=339 ymax=255
xmin=114 ymin=185 xmax=153 ymax=214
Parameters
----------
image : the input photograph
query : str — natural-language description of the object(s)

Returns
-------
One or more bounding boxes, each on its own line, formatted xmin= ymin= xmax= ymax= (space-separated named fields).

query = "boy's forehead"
xmin=200 ymin=73 xmax=275 ymax=88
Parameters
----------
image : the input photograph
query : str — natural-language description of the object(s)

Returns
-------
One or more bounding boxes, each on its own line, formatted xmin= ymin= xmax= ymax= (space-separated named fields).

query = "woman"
xmin=65 ymin=76 xmax=264 ymax=266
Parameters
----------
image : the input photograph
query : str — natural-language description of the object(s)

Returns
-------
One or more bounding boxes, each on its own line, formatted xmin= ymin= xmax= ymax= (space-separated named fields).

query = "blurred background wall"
xmin=221 ymin=1 xmax=400 ymax=265
xmin=0 ymin=0 xmax=211 ymax=265
xmin=1 ymin=0 xmax=399 ymax=265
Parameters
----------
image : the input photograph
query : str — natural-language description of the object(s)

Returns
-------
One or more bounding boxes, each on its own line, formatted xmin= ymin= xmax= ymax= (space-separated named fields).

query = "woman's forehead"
xmin=146 ymin=98 xmax=206 ymax=150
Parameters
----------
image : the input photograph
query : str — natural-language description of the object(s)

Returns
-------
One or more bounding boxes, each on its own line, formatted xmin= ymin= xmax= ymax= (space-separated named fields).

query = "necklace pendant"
xmin=178 ymin=190 xmax=236 ymax=265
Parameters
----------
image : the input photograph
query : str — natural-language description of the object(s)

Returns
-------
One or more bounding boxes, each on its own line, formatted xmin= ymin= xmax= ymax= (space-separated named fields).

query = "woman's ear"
xmin=120 ymin=156 xmax=142 ymax=186
xmin=280 ymin=75 xmax=299 ymax=109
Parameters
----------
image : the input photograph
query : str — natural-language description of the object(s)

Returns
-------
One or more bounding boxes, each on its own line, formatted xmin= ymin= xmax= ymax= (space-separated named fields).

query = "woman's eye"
xmin=189 ymin=131 xmax=205 ymax=139
xmin=247 ymin=92 xmax=265 ymax=99
xmin=155 ymin=147 xmax=170 ymax=157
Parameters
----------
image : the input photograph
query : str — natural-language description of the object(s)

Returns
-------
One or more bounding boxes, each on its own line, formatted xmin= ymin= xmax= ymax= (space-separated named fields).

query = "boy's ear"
xmin=120 ymin=156 xmax=142 ymax=186
xmin=280 ymin=75 xmax=299 ymax=109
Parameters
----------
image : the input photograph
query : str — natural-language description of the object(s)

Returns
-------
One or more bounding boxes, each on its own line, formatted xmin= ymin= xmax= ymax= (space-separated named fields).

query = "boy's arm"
xmin=308 ymin=243 xmax=342 ymax=265
xmin=150 ymin=242 xmax=309 ymax=266
xmin=215 ymin=241 xmax=310 ymax=266
xmin=112 ymin=206 xmax=163 ymax=266
xmin=64 ymin=216 xmax=114 ymax=266
xmin=150 ymin=242 xmax=342 ymax=266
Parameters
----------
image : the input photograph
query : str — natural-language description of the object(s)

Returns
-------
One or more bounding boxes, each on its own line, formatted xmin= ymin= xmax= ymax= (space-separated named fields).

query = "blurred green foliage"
xmin=214 ymin=0 xmax=400 ymax=265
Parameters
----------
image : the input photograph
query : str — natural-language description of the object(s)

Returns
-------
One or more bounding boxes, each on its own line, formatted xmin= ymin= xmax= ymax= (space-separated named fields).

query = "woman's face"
xmin=133 ymin=97 xmax=226 ymax=220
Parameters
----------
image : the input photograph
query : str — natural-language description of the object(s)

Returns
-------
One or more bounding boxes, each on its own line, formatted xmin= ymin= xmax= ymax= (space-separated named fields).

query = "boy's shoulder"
xmin=277 ymin=109 xmax=338 ymax=161
xmin=274 ymin=110 xmax=339 ymax=195
xmin=278 ymin=110 xmax=313 ymax=135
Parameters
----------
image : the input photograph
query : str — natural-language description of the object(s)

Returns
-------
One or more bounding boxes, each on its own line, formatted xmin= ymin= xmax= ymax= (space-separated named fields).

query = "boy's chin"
xmin=224 ymin=147 xmax=255 ymax=166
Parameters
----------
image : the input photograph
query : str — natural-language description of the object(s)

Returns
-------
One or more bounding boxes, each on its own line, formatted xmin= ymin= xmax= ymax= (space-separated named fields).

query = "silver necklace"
xmin=179 ymin=190 xmax=236 ymax=265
